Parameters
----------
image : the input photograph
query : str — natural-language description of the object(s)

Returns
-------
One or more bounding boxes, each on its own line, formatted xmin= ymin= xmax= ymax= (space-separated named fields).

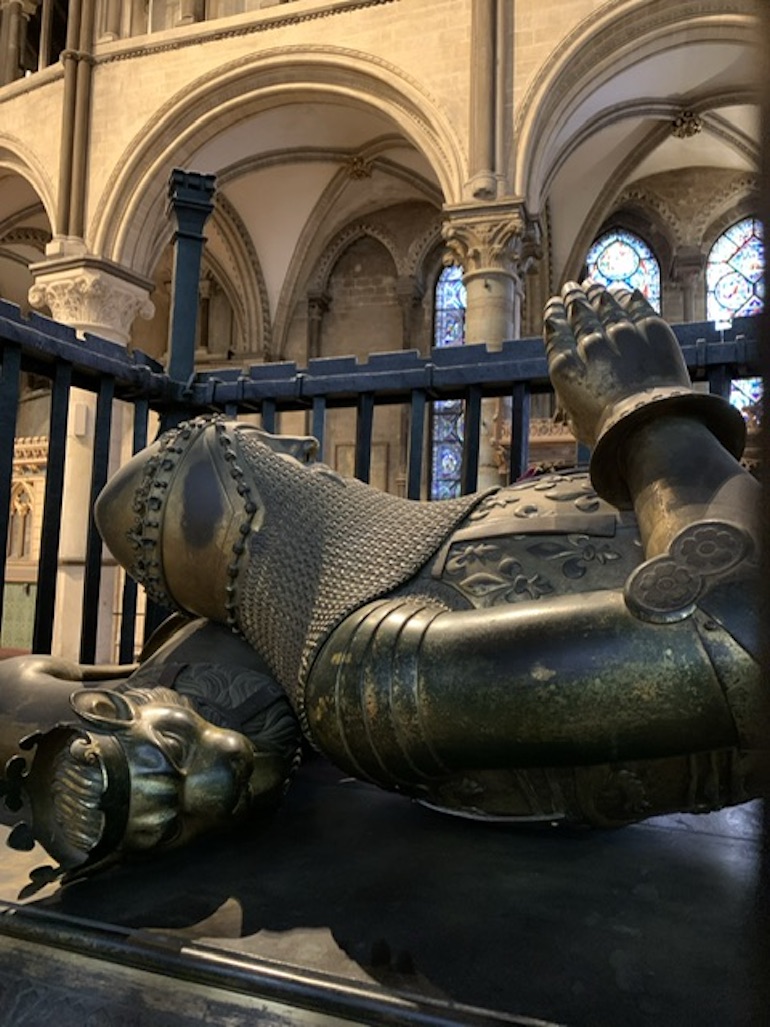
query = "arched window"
xmin=706 ymin=217 xmax=764 ymax=322
xmin=431 ymin=265 xmax=467 ymax=500
xmin=585 ymin=229 xmax=661 ymax=312
xmin=707 ymin=218 xmax=765 ymax=422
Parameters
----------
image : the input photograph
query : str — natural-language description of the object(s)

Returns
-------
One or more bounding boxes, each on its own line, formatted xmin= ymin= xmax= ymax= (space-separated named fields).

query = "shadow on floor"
xmin=2 ymin=754 xmax=766 ymax=1026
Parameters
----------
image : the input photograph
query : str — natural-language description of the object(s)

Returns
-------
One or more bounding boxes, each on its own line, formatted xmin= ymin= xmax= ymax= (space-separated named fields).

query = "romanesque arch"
xmin=91 ymin=47 xmax=467 ymax=274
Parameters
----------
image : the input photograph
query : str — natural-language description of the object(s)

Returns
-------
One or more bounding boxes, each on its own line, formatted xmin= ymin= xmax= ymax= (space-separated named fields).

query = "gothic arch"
xmin=514 ymin=0 xmax=759 ymax=213
xmin=308 ymin=221 xmax=403 ymax=296
xmin=405 ymin=220 xmax=444 ymax=281
xmin=268 ymin=138 xmax=442 ymax=358
xmin=271 ymin=220 xmax=401 ymax=361
xmin=90 ymin=47 xmax=467 ymax=271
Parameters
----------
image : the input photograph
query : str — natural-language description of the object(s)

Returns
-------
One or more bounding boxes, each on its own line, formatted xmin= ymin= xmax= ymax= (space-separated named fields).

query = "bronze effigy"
xmin=2 ymin=282 xmax=766 ymax=880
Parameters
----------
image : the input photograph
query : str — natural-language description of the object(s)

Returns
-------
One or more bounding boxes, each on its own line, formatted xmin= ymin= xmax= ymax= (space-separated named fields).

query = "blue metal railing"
xmin=0 ymin=298 xmax=760 ymax=662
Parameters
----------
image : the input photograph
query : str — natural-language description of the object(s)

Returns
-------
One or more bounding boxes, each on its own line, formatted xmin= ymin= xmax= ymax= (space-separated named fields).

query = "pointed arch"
xmin=514 ymin=0 xmax=759 ymax=213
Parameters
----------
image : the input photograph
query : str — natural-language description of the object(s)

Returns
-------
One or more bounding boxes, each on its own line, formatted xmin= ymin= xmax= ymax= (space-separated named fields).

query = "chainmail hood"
xmin=234 ymin=431 xmax=486 ymax=727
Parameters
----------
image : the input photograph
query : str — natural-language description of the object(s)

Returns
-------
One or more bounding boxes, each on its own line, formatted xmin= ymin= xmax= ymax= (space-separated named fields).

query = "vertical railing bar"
xmin=0 ymin=344 xmax=22 ymax=625
xmin=461 ymin=385 xmax=482 ymax=494
xmin=79 ymin=375 xmax=115 ymax=663
xmin=509 ymin=382 xmax=531 ymax=483
xmin=355 ymin=393 xmax=374 ymax=483
xmin=261 ymin=398 xmax=277 ymax=433
xmin=32 ymin=360 xmax=72 ymax=654
xmin=119 ymin=398 xmax=149 ymax=663
xmin=707 ymin=365 xmax=731 ymax=400
xmin=311 ymin=396 xmax=326 ymax=462
xmin=407 ymin=388 xmax=427 ymax=499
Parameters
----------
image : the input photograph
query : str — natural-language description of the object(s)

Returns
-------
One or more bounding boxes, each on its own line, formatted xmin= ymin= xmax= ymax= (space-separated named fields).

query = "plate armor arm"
xmin=304 ymin=578 xmax=764 ymax=826
xmin=305 ymin=282 xmax=766 ymax=826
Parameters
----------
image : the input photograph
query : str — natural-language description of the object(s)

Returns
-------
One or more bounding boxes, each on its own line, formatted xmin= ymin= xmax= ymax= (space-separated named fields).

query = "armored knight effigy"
xmin=2 ymin=282 xmax=766 ymax=882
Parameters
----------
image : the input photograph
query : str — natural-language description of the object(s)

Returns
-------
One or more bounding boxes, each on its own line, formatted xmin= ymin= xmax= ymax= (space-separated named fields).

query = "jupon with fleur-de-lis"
xmin=441 ymin=529 xmax=639 ymax=609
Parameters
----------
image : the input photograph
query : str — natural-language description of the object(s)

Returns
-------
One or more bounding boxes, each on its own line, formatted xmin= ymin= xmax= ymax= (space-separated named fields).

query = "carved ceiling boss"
xmin=2 ymin=283 xmax=765 ymax=883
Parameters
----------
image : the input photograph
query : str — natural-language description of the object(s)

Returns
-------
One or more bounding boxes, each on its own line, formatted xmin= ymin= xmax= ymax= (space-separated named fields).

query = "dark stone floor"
xmin=1 ymin=755 xmax=768 ymax=1026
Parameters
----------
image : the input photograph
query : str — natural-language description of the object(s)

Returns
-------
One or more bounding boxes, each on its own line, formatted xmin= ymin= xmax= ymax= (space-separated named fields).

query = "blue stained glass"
xmin=585 ymin=230 xmax=661 ymax=311
xmin=435 ymin=309 xmax=466 ymax=348
xmin=431 ymin=266 xmax=467 ymax=499
xmin=729 ymin=377 xmax=763 ymax=422
xmin=707 ymin=217 xmax=764 ymax=321
xmin=715 ymin=273 xmax=751 ymax=310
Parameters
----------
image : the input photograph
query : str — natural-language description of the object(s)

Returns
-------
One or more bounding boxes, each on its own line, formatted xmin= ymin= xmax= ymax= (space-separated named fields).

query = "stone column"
xmin=306 ymin=291 xmax=329 ymax=361
xmin=672 ymin=248 xmax=705 ymax=323
xmin=198 ymin=275 xmax=212 ymax=354
xmin=49 ymin=0 xmax=97 ymax=250
xmin=177 ymin=0 xmax=203 ymax=25
xmin=396 ymin=274 xmax=424 ymax=349
xmin=520 ymin=219 xmax=544 ymax=337
xmin=468 ymin=0 xmax=496 ymax=200
xmin=395 ymin=274 xmax=425 ymax=493
xmin=37 ymin=0 xmax=52 ymax=69
xmin=28 ymin=256 xmax=155 ymax=344
xmin=100 ymin=0 xmax=121 ymax=40
xmin=0 ymin=0 xmax=35 ymax=85
xmin=166 ymin=168 xmax=216 ymax=381
xmin=442 ymin=201 xmax=530 ymax=348
xmin=69 ymin=0 xmax=95 ymax=239
xmin=442 ymin=202 xmax=538 ymax=490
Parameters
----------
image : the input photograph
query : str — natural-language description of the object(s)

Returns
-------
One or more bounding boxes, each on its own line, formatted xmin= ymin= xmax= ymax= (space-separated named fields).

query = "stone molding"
xmin=215 ymin=193 xmax=271 ymax=358
xmin=12 ymin=435 xmax=48 ymax=474
xmin=28 ymin=257 xmax=155 ymax=344
xmin=95 ymin=0 xmax=399 ymax=64
xmin=617 ymin=171 xmax=759 ymax=250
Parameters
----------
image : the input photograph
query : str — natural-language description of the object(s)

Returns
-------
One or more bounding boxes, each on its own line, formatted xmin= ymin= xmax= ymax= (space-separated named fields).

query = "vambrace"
xmin=303 ymin=590 xmax=768 ymax=826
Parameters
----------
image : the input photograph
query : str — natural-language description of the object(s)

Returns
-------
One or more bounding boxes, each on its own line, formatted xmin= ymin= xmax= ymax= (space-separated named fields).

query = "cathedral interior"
xmin=0 ymin=1 xmax=767 ymax=1024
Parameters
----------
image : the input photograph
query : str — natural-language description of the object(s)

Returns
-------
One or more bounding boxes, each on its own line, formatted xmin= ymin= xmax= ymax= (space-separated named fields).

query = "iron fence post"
xmin=165 ymin=168 xmax=216 ymax=383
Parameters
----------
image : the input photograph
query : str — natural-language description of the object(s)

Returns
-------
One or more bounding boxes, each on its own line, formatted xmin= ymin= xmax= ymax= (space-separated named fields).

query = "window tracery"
xmin=585 ymin=229 xmax=661 ymax=312
xmin=707 ymin=218 xmax=765 ymax=423
xmin=706 ymin=217 xmax=764 ymax=322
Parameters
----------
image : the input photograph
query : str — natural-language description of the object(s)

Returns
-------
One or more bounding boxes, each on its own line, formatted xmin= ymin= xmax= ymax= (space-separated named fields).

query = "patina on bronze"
xmin=1 ymin=619 xmax=302 ymax=880
xmin=3 ymin=282 xmax=766 ymax=877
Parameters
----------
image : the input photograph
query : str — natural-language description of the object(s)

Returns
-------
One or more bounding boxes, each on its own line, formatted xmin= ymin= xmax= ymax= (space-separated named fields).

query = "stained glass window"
xmin=706 ymin=217 xmax=764 ymax=322
xmin=585 ymin=229 xmax=661 ymax=311
xmin=431 ymin=265 xmax=467 ymax=500
xmin=729 ymin=376 xmax=762 ymax=416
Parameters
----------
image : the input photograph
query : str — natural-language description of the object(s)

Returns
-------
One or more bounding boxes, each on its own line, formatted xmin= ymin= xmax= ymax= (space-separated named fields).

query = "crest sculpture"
xmin=2 ymin=282 xmax=766 ymax=881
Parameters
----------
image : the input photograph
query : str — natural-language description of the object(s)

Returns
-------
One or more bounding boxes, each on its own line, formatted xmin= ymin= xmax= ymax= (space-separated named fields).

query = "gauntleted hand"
xmin=543 ymin=280 xmax=692 ymax=447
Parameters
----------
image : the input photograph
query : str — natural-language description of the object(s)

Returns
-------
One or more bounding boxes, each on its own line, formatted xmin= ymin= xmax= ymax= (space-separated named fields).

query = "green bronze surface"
xmin=2 ymin=282 xmax=766 ymax=878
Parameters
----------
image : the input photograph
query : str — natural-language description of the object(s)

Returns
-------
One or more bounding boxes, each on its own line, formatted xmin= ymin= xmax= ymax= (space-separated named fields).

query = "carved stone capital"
xmin=28 ymin=257 xmax=155 ymax=345
xmin=0 ymin=0 xmax=37 ymax=13
xmin=307 ymin=291 xmax=330 ymax=322
xmin=441 ymin=202 xmax=533 ymax=279
xmin=671 ymin=247 xmax=705 ymax=284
